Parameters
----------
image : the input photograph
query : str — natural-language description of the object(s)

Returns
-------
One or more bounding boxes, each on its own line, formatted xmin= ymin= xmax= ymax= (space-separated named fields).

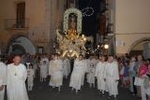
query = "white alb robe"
xmin=62 ymin=58 xmax=70 ymax=78
xmin=87 ymin=59 xmax=97 ymax=84
xmin=41 ymin=57 xmax=49 ymax=73
xmin=95 ymin=61 xmax=106 ymax=91
xmin=40 ymin=63 xmax=48 ymax=78
xmin=69 ymin=59 xmax=86 ymax=90
xmin=67 ymin=59 xmax=71 ymax=74
xmin=7 ymin=63 xmax=28 ymax=100
xmin=27 ymin=68 xmax=34 ymax=88
xmin=49 ymin=59 xmax=63 ymax=87
xmin=0 ymin=62 xmax=6 ymax=100
xmin=105 ymin=61 xmax=119 ymax=96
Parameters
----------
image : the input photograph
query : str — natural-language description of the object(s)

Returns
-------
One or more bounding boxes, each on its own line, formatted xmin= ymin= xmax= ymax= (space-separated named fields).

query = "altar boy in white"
xmin=0 ymin=61 xmax=6 ymax=100
xmin=40 ymin=61 xmax=48 ymax=82
xmin=69 ymin=54 xmax=87 ymax=93
xmin=105 ymin=55 xmax=119 ymax=100
xmin=7 ymin=55 xmax=29 ymax=100
xmin=95 ymin=55 xmax=106 ymax=95
xmin=62 ymin=57 xmax=71 ymax=79
xmin=27 ymin=64 xmax=34 ymax=91
xmin=49 ymin=54 xmax=63 ymax=91
xmin=87 ymin=56 xmax=97 ymax=88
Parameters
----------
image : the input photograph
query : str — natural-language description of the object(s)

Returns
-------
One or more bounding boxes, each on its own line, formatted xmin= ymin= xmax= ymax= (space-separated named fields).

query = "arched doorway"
xmin=7 ymin=35 xmax=36 ymax=55
xmin=129 ymin=38 xmax=150 ymax=58
xmin=12 ymin=44 xmax=26 ymax=54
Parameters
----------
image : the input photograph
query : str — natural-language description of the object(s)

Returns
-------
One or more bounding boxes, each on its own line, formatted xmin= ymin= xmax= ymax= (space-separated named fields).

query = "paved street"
xmin=27 ymin=77 xmax=137 ymax=100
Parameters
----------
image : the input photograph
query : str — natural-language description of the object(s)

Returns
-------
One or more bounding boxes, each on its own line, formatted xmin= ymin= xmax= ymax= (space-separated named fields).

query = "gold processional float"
xmin=56 ymin=8 xmax=93 ymax=58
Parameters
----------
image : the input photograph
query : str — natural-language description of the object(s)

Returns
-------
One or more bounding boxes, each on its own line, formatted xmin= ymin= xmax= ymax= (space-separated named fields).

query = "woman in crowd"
xmin=134 ymin=59 xmax=148 ymax=100
xmin=129 ymin=57 xmax=137 ymax=95
xmin=122 ymin=61 xmax=130 ymax=88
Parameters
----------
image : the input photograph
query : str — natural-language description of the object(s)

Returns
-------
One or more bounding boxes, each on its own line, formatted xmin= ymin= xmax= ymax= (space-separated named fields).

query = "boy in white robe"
xmin=69 ymin=54 xmax=86 ymax=93
xmin=41 ymin=55 xmax=49 ymax=75
xmin=40 ymin=61 xmax=48 ymax=82
xmin=7 ymin=55 xmax=29 ymax=100
xmin=27 ymin=64 xmax=34 ymax=91
xmin=87 ymin=56 xmax=97 ymax=88
xmin=95 ymin=55 xmax=106 ymax=95
xmin=0 ymin=61 xmax=7 ymax=100
xmin=32 ymin=55 xmax=38 ymax=77
xmin=104 ymin=55 xmax=119 ymax=100
xmin=49 ymin=54 xmax=63 ymax=91
xmin=62 ymin=57 xmax=70 ymax=79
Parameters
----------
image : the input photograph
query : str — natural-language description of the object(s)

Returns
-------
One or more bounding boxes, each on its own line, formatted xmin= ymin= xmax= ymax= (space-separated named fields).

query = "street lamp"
xmin=104 ymin=44 xmax=109 ymax=49
xmin=104 ymin=44 xmax=109 ymax=55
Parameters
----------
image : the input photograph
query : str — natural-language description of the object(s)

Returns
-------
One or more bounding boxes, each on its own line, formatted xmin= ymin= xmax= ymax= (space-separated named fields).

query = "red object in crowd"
xmin=139 ymin=64 xmax=148 ymax=77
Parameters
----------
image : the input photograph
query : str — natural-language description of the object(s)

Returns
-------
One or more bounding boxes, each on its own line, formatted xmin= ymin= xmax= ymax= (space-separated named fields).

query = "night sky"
xmin=78 ymin=0 xmax=105 ymax=36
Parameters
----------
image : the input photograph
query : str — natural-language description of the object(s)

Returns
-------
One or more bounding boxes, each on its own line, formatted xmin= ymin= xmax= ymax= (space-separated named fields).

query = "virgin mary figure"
xmin=67 ymin=14 xmax=78 ymax=41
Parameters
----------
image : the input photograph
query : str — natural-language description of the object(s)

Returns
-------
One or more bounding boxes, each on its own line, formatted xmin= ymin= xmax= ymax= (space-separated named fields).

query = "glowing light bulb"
xmin=104 ymin=44 xmax=109 ymax=49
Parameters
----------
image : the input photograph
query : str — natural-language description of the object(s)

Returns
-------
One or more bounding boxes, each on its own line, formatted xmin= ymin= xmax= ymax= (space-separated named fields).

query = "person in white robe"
xmin=67 ymin=58 xmax=71 ymax=74
xmin=49 ymin=54 xmax=63 ymax=91
xmin=27 ymin=64 xmax=34 ymax=91
xmin=62 ymin=57 xmax=71 ymax=79
xmin=69 ymin=55 xmax=87 ymax=93
xmin=39 ymin=61 xmax=48 ymax=82
xmin=104 ymin=55 xmax=119 ymax=99
xmin=0 ymin=61 xmax=7 ymax=100
xmin=41 ymin=55 xmax=49 ymax=75
xmin=94 ymin=55 xmax=100 ymax=64
xmin=7 ymin=55 xmax=29 ymax=100
xmin=32 ymin=55 xmax=38 ymax=77
xmin=95 ymin=55 xmax=106 ymax=94
xmin=87 ymin=56 xmax=97 ymax=88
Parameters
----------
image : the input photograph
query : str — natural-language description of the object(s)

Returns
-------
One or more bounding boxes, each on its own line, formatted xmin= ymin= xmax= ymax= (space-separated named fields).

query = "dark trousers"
xmin=132 ymin=77 xmax=137 ymax=94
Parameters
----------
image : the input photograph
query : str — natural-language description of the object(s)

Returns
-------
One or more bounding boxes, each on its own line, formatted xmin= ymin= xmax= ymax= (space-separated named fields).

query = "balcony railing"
xmin=5 ymin=19 xmax=29 ymax=30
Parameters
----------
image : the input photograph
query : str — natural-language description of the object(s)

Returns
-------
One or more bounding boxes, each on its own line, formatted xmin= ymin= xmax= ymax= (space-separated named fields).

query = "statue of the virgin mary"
xmin=66 ymin=14 xmax=78 ymax=41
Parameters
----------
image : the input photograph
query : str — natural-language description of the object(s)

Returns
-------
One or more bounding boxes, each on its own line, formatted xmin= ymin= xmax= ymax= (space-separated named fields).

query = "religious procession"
xmin=0 ymin=0 xmax=150 ymax=100
xmin=0 ymin=53 xmax=150 ymax=100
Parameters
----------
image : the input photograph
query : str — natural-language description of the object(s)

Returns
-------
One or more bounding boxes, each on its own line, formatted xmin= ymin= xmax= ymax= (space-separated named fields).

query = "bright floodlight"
xmin=104 ymin=44 xmax=109 ymax=49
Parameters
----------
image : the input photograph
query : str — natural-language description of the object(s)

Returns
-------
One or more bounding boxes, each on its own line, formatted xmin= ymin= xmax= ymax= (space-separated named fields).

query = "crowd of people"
xmin=0 ymin=53 xmax=150 ymax=100
xmin=118 ymin=54 xmax=150 ymax=100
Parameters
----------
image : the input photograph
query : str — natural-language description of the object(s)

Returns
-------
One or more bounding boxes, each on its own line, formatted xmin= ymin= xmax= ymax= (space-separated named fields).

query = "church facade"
xmin=114 ymin=0 xmax=150 ymax=56
xmin=0 ymin=0 xmax=66 ymax=55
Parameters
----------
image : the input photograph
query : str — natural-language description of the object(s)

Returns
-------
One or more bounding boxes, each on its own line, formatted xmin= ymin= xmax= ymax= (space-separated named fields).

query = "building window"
xmin=16 ymin=2 xmax=25 ymax=28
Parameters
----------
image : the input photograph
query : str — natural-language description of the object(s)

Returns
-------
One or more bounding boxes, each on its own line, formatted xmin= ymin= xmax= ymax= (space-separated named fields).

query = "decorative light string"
xmin=82 ymin=7 xmax=94 ymax=17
